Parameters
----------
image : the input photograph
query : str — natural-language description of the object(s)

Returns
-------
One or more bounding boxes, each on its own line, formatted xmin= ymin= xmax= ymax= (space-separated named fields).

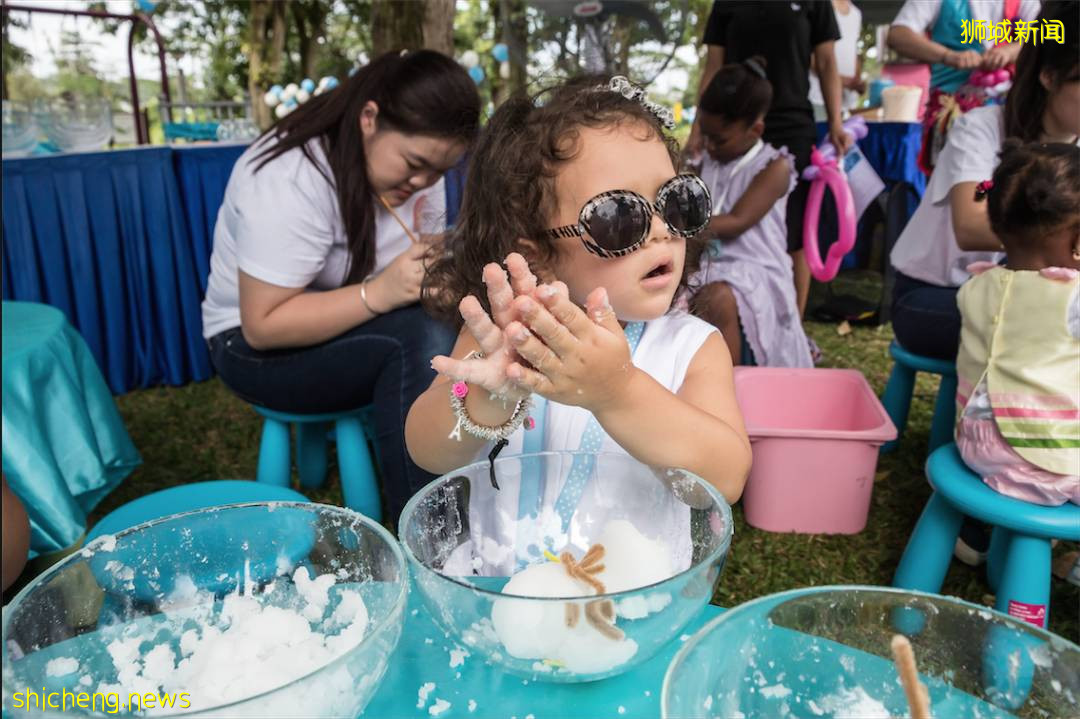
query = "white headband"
xmin=600 ymin=76 xmax=675 ymax=131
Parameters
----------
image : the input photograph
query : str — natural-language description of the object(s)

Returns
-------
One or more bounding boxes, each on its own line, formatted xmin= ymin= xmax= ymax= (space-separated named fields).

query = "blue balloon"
xmin=284 ymin=97 xmax=298 ymax=108
xmin=468 ymin=66 xmax=485 ymax=84
xmin=136 ymin=0 xmax=158 ymax=12
xmin=301 ymin=78 xmax=316 ymax=94
xmin=324 ymin=76 xmax=339 ymax=90
xmin=269 ymin=84 xmax=284 ymax=97
xmin=492 ymin=43 xmax=509 ymax=63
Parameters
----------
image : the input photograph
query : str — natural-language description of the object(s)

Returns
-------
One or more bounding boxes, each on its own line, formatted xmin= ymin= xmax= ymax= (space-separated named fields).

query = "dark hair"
xmin=423 ymin=76 xmax=693 ymax=326
xmin=699 ymin=56 xmax=772 ymax=125
xmin=253 ymin=49 xmax=480 ymax=285
xmin=985 ymin=139 xmax=1080 ymax=249
xmin=1004 ymin=1 xmax=1079 ymax=141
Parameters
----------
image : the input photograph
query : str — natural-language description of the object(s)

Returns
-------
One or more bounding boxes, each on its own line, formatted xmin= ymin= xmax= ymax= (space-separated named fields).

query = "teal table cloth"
xmin=367 ymin=596 xmax=723 ymax=718
xmin=1 ymin=302 xmax=141 ymax=557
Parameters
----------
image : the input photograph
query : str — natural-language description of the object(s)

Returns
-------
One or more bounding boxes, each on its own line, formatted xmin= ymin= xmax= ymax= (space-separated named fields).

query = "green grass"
xmin=90 ymin=277 xmax=1078 ymax=643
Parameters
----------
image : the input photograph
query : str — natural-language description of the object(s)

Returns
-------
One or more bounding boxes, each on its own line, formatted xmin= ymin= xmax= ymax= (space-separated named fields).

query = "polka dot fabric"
xmin=553 ymin=321 xmax=645 ymax=532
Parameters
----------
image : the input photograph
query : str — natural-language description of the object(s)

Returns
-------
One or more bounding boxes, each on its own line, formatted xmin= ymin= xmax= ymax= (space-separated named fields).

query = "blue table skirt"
xmin=366 ymin=594 xmax=723 ymax=718
xmin=1 ymin=302 xmax=141 ymax=556
xmin=2 ymin=145 xmax=246 ymax=394
xmin=816 ymin=120 xmax=926 ymax=200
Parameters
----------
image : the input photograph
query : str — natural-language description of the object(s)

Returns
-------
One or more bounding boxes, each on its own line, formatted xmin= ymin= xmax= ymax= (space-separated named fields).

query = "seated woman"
xmin=889 ymin=1 xmax=1079 ymax=361
xmin=201 ymin=50 xmax=480 ymax=520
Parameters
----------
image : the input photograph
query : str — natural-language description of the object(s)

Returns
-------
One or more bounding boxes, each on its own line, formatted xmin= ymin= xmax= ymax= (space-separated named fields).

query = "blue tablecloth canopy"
xmin=3 ymin=144 xmax=468 ymax=395
xmin=2 ymin=302 xmax=141 ymax=557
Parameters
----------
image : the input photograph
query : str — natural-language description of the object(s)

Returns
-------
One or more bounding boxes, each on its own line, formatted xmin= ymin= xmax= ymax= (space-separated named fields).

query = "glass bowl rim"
xmin=398 ymin=450 xmax=734 ymax=601
xmin=660 ymin=583 xmax=1080 ymax=717
xmin=1 ymin=500 xmax=409 ymax=718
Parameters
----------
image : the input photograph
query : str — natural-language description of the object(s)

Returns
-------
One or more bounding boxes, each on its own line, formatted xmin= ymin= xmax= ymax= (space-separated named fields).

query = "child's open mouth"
xmin=641 ymin=260 xmax=674 ymax=289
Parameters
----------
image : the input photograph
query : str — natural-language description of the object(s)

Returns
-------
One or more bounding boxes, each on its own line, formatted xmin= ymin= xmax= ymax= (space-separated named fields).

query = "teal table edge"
xmin=365 ymin=592 xmax=723 ymax=718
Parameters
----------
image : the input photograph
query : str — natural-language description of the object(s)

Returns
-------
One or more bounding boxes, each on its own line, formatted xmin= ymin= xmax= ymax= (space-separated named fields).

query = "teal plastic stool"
xmin=86 ymin=480 xmax=308 ymax=541
xmin=86 ymin=480 xmax=313 ymax=603
xmin=254 ymin=406 xmax=382 ymax=521
xmin=880 ymin=340 xmax=957 ymax=453
xmin=893 ymin=444 xmax=1080 ymax=628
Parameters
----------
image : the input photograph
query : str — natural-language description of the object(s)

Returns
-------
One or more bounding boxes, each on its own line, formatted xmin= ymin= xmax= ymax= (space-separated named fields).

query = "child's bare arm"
xmin=707 ymin=157 xmax=791 ymax=240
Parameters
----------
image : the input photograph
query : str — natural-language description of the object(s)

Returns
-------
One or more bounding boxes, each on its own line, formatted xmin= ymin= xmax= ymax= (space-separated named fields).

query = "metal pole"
xmin=4 ymin=3 xmax=171 ymax=144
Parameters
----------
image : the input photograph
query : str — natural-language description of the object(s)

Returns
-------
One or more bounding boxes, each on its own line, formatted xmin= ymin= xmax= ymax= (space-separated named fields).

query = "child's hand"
xmin=505 ymin=285 xmax=635 ymax=411
xmin=431 ymin=294 xmax=530 ymax=401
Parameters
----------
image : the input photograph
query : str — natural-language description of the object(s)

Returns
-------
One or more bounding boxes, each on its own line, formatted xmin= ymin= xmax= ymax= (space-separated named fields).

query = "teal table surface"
xmin=366 ymin=594 xmax=723 ymax=719
xmin=1 ymin=301 xmax=141 ymax=557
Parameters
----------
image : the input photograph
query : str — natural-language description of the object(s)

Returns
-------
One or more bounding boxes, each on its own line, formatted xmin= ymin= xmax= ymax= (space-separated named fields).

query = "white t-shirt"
xmin=891 ymin=0 xmax=1041 ymax=50
xmin=201 ymin=136 xmax=446 ymax=339
xmin=809 ymin=1 xmax=862 ymax=110
xmin=889 ymin=105 xmax=1005 ymax=287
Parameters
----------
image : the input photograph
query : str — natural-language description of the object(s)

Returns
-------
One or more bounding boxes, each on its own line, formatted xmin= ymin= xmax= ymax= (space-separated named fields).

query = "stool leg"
xmin=893 ymin=492 xmax=963 ymax=593
xmin=995 ymin=532 xmax=1051 ymax=628
xmin=929 ymin=373 xmax=958 ymax=452
xmin=297 ymin=422 xmax=330 ymax=490
xmin=336 ymin=416 xmax=382 ymax=521
xmin=881 ymin=363 xmax=916 ymax=453
xmin=987 ymin=526 xmax=1011 ymax=594
xmin=256 ymin=418 xmax=291 ymax=487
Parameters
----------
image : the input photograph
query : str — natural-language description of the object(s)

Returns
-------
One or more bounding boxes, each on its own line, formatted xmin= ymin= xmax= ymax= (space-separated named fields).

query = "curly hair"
xmin=423 ymin=76 xmax=700 ymax=326
xmin=986 ymin=139 xmax=1080 ymax=251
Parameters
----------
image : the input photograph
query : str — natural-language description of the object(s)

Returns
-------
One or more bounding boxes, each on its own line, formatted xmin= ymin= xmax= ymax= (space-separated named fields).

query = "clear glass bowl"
xmin=1 ymin=502 xmax=408 ymax=718
xmin=2 ymin=100 xmax=38 ymax=157
xmin=399 ymin=451 xmax=733 ymax=683
xmin=36 ymin=96 xmax=113 ymax=153
xmin=663 ymin=585 xmax=1080 ymax=719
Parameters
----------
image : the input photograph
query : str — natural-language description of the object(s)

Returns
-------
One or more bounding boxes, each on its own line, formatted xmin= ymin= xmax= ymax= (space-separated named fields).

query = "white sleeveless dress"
xmin=442 ymin=311 xmax=718 ymax=576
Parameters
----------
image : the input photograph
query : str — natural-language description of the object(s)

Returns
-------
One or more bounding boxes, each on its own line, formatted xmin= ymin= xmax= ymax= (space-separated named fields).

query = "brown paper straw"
xmin=891 ymin=634 xmax=932 ymax=719
xmin=378 ymin=194 xmax=420 ymax=245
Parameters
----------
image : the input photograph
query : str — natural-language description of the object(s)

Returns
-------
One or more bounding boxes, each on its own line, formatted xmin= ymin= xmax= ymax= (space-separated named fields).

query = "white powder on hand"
xmin=428 ymin=698 xmax=451 ymax=716
xmin=417 ymin=682 xmax=436 ymax=708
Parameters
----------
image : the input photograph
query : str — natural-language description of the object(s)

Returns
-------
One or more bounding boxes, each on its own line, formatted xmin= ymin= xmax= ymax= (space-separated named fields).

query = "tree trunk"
xmin=371 ymin=1 xmax=425 ymax=58
xmin=499 ymin=0 xmax=528 ymax=95
xmin=248 ymin=0 xmax=271 ymax=129
xmin=293 ymin=1 xmax=328 ymax=79
xmin=247 ymin=0 xmax=290 ymax=130
xmin=422 ymin=0 xmax=455 ymax=55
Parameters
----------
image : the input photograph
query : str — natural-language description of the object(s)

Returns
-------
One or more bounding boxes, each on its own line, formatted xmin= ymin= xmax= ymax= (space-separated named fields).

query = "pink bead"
xmin=524 ymin=416 xmax=536 ymax=431
xmin=452 ymin=381 xmax=469 ymax=399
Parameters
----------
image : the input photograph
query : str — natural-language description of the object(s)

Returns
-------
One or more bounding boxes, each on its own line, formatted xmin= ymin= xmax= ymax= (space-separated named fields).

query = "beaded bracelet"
xmin=447 ymin=381 xmax=533 ymax=443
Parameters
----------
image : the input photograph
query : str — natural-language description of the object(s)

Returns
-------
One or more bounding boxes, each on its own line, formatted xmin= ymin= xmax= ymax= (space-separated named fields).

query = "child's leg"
xmin=691 ymin=281 xmax=742 ymax=363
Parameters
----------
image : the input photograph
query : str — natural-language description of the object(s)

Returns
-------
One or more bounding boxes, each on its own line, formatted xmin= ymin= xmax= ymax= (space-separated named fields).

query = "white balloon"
xmin=296 ymin=89 xmax=311 ymax=104
xmin=461 ymin=50 xmax=480 ymax=68
xmin=264 ymin=91 xmax=281 ymax=107
xmin=284 ymin=83 xmax=299 ymax=97
xmin=274 ymin=103 xmax=290 ymax=119
xmin=499 ymin=61 xmax=511 ymax=80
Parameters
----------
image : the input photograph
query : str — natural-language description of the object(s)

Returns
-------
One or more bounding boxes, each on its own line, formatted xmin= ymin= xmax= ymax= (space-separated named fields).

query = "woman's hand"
xmin=505 ymin=285 xmax=635 ymax=411
xmin=943 ymin=49 xmax=982 ymax=70
xmin=367 ymin=243 xmax=429 ymax=312
xmin=979 ymin=43 xmax=1019 ymax=71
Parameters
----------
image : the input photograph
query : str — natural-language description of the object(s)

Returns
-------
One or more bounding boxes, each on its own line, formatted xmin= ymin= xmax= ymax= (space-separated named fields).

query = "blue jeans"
xmin=891 ymin=271 xmax=961 ymax=361
xmin=208 ymin=304 xmax=457 ymax=521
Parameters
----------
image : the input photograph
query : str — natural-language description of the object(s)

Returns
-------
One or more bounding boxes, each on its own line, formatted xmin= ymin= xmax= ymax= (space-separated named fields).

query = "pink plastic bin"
xmin=734 ymin=367 xmax=897 ymax=534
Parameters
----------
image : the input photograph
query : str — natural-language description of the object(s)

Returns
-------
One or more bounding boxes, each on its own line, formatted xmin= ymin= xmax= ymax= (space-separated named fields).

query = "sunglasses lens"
xmin=585 ymin=197 xmax=650 ymax=253
xmin=662 ymin=177 xmax=711 ymax=235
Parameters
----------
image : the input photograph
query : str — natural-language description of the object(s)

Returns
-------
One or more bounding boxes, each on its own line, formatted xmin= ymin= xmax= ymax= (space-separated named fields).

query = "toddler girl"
xmin=956 ymin=140 xmax=1080 ymax=504
xmin=686 ymin=57 xmax=813 ymax=367
xmin=405 ymin=77 xmax=751 ymax=569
